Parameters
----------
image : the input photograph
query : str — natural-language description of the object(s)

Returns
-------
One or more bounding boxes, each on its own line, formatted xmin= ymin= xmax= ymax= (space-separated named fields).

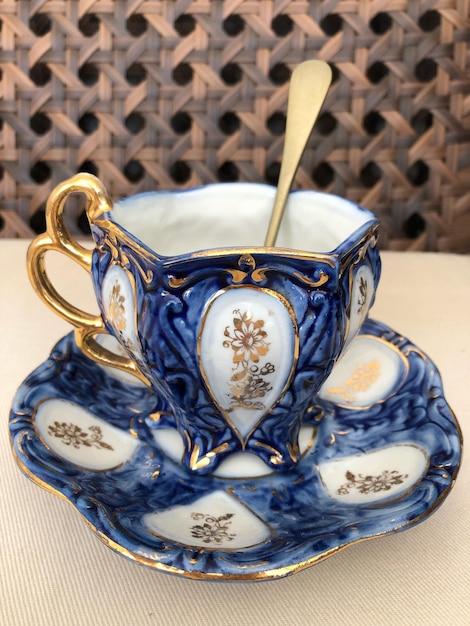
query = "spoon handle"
xmin=264 ymin=60 xmax=332 ymax=247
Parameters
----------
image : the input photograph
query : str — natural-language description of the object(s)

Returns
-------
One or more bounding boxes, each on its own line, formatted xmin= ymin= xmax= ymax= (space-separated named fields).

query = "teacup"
xmin=28 ymin=173 xmax=380 ymax=474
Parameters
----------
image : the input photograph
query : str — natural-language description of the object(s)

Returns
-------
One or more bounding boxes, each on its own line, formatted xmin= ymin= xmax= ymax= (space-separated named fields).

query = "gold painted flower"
xmin=108 ymin=282 xmax=126 ymax=332
xmin=348 ymin=359 xmax=381 ymax=392
xmin=227 ymin=311 xmax=270 ymax=364
xmin=190 ymin=513 xmax=235 ymax=545
xmin=47 ymin=421 xmax=113 ymax=450
xmin=327 ymin=358 xmax=381 ymax=403
xmin=358 ymin=473 xmax=397 ymax=493
xmin=223 ymin=309 xmax=275 ymax=410
xmin=337 ymin=470 xmax=408 ymax=495
xmin=357 ymin=276 xmax=368 ymax=314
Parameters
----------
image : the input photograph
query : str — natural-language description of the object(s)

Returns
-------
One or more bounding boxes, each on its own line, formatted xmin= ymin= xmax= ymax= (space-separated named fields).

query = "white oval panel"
xmin=318 ymin=444 xmax=429 ymax=504
xmin=144 ymin=490 xmax=272 ymax=550
xmin=34 ymin=399 xmax=139 ymax=471
xmin=344 ymin=263 xmax=375 ymax=347
xmin=198 ymin=287 xmax=297 ymax=442
xmin=152 ymin=428 xmax=185 ymax=464
xmin=101 ymin=264 xmax=144 ymax=366
xmin=319 ymin=335 xmax=407 ymax=408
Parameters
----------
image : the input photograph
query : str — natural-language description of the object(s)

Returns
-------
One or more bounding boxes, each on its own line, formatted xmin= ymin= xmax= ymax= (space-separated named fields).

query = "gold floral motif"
xmin=357 ymin=276 xmax=368 ymax=314
xmin=227 ymin=310 xmax=269 ymax=363
xmin=106 ymin=279 xmax=145 ymax=368
xmin=327 ymin=358 xmax=380 ymax=403
xmin=47 ymin=422 xmax=114 ymax=450
xmin=337 ymin=470 xmax=409 ymax=495
xmin=190 ymin=512 xmax=236 ymax=545
xmin=223 ymin=309 xmax=275 ymax=411
xmin=107 ymin=281 xmax=126 ymax=332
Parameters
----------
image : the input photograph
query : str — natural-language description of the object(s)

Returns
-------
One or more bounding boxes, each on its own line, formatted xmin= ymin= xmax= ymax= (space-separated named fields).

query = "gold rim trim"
xmin=10 ymin=402 xmax=462 ymax=581
xmin=12 ymin=442 xmax=462 ymax=581
xmin=95 ymin=215 xmax=341 ymax=266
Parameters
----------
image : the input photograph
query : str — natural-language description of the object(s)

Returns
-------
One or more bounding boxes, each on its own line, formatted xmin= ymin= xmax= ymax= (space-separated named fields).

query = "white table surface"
xmin=1 ymin=240 xmax=469 ymax=626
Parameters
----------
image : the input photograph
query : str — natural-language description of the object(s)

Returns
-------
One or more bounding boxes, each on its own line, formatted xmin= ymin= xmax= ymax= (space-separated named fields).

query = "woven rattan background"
xmin=0 ymin=1 xmax=469 ymax=250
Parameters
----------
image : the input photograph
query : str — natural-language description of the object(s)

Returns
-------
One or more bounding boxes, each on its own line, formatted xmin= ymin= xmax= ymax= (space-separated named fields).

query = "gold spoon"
xmin=264 ymin=60 xmax=332 ymax=247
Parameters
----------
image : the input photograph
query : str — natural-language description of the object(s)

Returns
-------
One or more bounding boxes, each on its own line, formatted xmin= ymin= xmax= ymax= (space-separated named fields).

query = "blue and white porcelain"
xmin=27 ymin=174 xmax=380 ymax=473
xmin=10 ymin=318 xmax=462 ymax=581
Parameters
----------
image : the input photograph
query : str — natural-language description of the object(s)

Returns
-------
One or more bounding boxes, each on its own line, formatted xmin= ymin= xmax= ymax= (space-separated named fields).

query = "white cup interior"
xmin=111 ymin=184 xmax=375 ymax=257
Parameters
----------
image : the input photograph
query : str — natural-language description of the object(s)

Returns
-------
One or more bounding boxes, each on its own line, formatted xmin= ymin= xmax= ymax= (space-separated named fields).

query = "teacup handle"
xmin=27 ymin=173 xmax=149 ymax=385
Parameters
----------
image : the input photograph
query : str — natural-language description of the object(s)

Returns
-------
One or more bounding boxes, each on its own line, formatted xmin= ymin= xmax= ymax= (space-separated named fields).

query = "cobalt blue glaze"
xmin=9 ymin=318 xmax=461 ymax=580
xmin=88 ymin=210 xmax=380 ymax=473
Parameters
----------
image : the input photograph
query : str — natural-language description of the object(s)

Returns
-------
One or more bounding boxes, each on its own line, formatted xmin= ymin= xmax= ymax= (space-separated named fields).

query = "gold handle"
xmin=27 ymin=173 xmax=149 ymax=385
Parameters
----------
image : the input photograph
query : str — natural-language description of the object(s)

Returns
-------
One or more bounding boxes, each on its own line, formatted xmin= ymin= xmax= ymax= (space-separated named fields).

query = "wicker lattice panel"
xmin=0 ymin=0 xmax=469 ymax=250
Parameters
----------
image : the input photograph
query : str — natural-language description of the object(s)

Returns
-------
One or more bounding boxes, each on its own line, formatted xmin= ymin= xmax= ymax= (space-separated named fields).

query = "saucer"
xmin=9 ymin=318 xmax=462 ymax=581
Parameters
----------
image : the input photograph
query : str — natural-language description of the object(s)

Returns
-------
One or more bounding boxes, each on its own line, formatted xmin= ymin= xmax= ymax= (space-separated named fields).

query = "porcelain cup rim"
xmin=93 ymin=182 xmax=380 ymax=263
